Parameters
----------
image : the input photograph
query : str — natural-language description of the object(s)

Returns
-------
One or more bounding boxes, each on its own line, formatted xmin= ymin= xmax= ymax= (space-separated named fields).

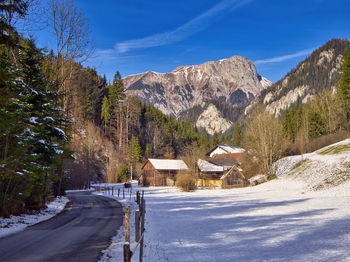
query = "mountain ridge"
xmin=257 ymin=38 xmax=350 ymax=116
xmin=123 ymin=55 xmax=272 ymax=119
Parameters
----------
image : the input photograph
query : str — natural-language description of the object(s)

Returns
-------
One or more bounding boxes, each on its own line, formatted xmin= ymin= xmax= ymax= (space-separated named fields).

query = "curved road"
xmin=0 ymin=191 xmax=123 ymax=262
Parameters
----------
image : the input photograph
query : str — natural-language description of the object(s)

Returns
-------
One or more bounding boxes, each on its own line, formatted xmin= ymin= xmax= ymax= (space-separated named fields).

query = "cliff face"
xmin=258 ymin=39 xmax=350 ymax=116
xmin=123 ymin=56 xmax=271 ymax=118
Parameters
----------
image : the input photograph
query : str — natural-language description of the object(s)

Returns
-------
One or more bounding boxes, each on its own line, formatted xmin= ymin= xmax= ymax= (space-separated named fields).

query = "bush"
xmin=175 ymin=174 xmax=197 ymax=192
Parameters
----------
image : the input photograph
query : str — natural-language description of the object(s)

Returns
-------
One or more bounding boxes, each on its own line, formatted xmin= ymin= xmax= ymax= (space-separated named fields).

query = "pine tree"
xmin=101 ymin=96 xmax=110 ymax=131
xmin=128 ymin=135 xmax=142 ymax=180
xmin=338 ymin=49 xmax=350 ymax=122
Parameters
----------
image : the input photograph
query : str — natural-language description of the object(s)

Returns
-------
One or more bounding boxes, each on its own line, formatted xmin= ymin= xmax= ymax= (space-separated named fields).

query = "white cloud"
xmin=115 ymin=0 xmax=252 ymax=53
xmin=254 ymin=48 xmax=314 ymax=65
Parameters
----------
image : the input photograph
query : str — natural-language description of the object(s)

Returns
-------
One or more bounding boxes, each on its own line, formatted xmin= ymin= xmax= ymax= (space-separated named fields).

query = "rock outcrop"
xmin=258 ymin=39 xmax=350 ymax=116
xmin=123 ymin=56 xmax=272 ymax=118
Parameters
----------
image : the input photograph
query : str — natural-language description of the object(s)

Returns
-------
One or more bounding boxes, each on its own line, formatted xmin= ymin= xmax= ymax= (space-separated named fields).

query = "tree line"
xmin=239 ymin=48 xmax=350 ymax=178
xmin=0 ymin=1 xmax=71 ymax=216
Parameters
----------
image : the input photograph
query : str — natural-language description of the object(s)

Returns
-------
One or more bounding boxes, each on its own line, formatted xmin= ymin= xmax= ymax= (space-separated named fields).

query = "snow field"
xmin=96 ymin=139 xmax=350 ymax=261
xmin=95 ymin=179 xmax=350 ymax=262
xmin=0 ymin=196 xmax=69 ymax=239
xmin=141 ymin=182 xmax=350 ymax=262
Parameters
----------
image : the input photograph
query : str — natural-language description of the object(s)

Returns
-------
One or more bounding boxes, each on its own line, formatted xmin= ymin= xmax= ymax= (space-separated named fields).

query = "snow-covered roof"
xmin=148 ymin=159 xmax=188 ymax=171
xmin=197 ymin=159 xmax=224 ymax=172
xmin=206 ymin=145 xmax=245 ymax=157
xmin=220 ymin=166 xmax=244 ymax=180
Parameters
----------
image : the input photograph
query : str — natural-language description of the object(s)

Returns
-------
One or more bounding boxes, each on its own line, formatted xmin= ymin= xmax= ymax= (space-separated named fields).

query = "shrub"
xmin=175 ymin=174 xmax=197 ymax=192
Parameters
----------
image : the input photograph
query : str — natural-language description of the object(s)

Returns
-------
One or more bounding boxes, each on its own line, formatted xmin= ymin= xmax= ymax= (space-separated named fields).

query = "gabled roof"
xmin=197 ymin=159 xmax=224 ymax=173
xmin=206 ymin=145 xmax=245 ymax=156
xmin=208 ymin=157 xmax=238 ymax=167
xmin=147 ymin=159 xmax=188 ymax=171
xmin=220 ymin=165 xmax=244 ymax=180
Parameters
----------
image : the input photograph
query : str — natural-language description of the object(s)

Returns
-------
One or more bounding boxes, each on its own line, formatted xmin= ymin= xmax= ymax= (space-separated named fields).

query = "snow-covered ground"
xmin=0 ymin=196 xmax=69 ymax=239
xmin=98 ymin=139 xmax=350 ymax=262
xmin=98 ymin=180 xmax=350 ymax=262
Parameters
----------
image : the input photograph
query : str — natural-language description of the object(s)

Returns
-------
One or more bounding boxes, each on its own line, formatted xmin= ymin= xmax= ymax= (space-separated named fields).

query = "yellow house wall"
xmin=196 ymin=179 xmax=222 ymax=187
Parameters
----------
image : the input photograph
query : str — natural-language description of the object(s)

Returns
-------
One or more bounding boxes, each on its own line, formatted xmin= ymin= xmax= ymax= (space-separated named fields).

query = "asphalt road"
xmin=0 ymin=191 xmax=123 ymax=262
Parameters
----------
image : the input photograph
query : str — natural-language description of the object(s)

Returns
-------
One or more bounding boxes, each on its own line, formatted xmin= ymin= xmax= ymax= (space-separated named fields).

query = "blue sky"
xmin=36 ymin=0 xmax=350 ymax=82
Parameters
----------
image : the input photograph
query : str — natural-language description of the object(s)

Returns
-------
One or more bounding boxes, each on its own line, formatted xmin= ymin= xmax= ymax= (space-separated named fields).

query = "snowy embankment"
xmin=274 ymin=138 xmax=350 ymax=191
xmin=0 ymin=196 xmax=69 ymax=239
xmin=97 ymin=139 xmax=350 ymax=262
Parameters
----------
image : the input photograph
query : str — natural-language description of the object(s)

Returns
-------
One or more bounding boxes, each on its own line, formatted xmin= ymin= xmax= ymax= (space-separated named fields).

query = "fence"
xmin=91 ymin=184 xmax=146 ymax=261
xmin=124 ymin=190 xmax=146 ymax=262
xmin=91 ymin=183 xmax=134 ymax=200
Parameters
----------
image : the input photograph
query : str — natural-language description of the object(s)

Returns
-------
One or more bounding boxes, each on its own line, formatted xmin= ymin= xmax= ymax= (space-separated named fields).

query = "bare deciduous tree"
xmin=46 ymin=0 xmax=94 ymax=110
xmin=242 ymin=107 xmax=285 ymax=176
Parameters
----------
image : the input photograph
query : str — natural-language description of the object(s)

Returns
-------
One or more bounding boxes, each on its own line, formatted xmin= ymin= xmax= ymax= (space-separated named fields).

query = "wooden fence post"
xmin=125 ymin=206 xmax=130 ymax=243
xmin=124 ymin=205 xmax=131 ymax=262
xmin=123 ymin=187 xmax=125 ymax=199
xmin=136 ymin=191 xmax=140 ymax=207
xmin=139 ymin=199 xmax=145 ymax=262
xmin=135 ymin=210 xmax=140 ymax=242
xmin=123 ymin=244 xmax=131 ymax=262
xmin=118 ymin=188 xmax=120 ymax=198
xmin=112 ymin=187 xmax=114 ymax=196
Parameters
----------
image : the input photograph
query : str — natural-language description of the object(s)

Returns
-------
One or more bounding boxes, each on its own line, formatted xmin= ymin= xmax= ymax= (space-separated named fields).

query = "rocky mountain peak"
xmin=123 ymin=55 xmax=271 ymax=119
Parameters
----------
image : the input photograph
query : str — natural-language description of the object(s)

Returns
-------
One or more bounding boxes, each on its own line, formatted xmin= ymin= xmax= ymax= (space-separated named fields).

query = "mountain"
xmin=257 ymin=39 xmax=350 ymax=116
xmin=123 ymin=56 xmax=272 ymax=121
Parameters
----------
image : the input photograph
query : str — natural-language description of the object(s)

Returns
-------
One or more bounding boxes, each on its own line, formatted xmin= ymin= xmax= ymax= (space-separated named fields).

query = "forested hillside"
xmin=0 ymin=1 xmax=210 ymax=217
xmin=0 ymin=2 xmax=70 ymax=216
xmin=258 ymin=39 xmax=350 ymax=116
xmin=240 ymin=45 xmax=350 ymax=178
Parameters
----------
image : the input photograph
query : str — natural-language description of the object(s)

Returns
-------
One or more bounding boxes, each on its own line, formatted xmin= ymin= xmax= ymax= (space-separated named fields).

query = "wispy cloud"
xmin=85 ymin=48 xmax=139 ymax=70
xmin=115 ymin=0 xmax=252 ymax=53
xmin=254 ymin=48 xmax=314 ymax=65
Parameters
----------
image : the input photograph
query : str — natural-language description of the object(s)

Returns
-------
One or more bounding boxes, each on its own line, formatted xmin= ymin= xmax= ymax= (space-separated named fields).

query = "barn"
xmin=140 ymin=159 xmax=189 ymax=186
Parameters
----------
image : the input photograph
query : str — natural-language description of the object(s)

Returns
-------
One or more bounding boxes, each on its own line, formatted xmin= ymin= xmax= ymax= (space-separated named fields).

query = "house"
xmin=206 ymin=145 xmax=245 ymax=159
xmin=220 ymin=166 xmax=246 ymax=188
xmin=140 ymin=159 xmax=189 ymax=186
xmin=197 ymin=159 xmax=247 ymax=188
xmin=196 ymin=159 xmax=228 ymax=187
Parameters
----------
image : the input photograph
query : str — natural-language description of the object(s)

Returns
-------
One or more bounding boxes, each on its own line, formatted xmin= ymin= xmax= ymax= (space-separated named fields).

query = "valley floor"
xmin=98 ymin=139 xmax=350 ymax=261
xmin=141 ymin=180 xmax=350 ymax=262
xmin=98 ymin=178 xmax=350 ymax=262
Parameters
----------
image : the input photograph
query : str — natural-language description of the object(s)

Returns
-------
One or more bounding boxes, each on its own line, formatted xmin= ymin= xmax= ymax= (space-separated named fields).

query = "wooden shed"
xmin=140 ymin=159 xmax=189 ymax=186
xmin=220 ymin=166 xmax=247 ymax=188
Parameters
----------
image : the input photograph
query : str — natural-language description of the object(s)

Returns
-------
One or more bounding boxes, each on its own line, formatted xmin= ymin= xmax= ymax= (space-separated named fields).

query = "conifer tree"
xmin=101 ymin=96 xmax=110 ymax=131
xmin=338 ymin=49 xmax=350 ymax=122
xmin=128 ymin=135 xmax=142 ymax=180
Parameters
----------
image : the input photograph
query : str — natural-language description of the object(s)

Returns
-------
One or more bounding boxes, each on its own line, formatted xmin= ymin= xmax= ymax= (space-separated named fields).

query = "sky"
xmin=35 ymin=0 xmax=350 ymax=83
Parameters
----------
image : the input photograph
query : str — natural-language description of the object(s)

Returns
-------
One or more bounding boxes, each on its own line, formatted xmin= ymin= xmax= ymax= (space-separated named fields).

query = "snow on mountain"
xmin=123 ymin=56 xmax=272 ymax=117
